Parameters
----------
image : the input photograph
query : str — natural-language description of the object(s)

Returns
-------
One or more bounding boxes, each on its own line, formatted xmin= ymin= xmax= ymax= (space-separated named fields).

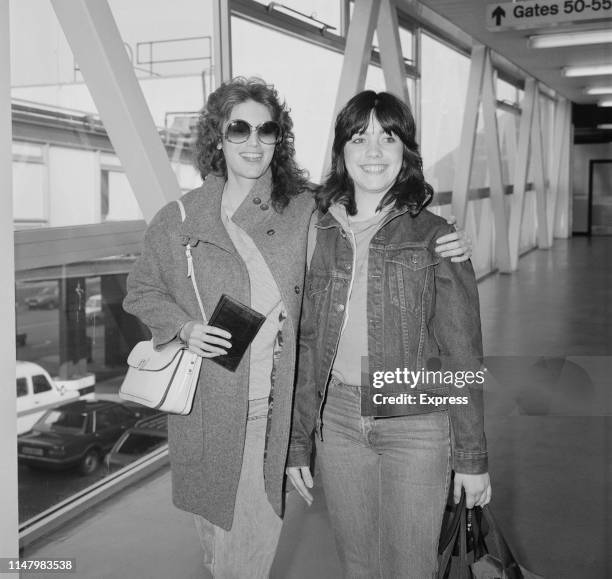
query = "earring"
xmin=216 ymin=142 xmax=222 ymax=150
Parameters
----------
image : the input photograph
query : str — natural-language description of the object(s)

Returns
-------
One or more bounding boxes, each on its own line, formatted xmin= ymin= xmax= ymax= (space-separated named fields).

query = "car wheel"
xmin=78 ymin=449 xmax=100 ymax=475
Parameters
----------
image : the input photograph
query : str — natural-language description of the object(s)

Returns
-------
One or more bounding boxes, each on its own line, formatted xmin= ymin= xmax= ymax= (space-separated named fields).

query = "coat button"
xmin=344 ymin=263 xmax=352 ymax=271
xmin=336 ymin=304 xmax=345 ymax=312
xmin=253 ymin=197 xmax=261 ymax=205
xmin=411 ymin=255 xmax=418 ymax=264
xmin=267 ymin=229 xmax=275 ymax=236
xmin=294 ymin=285 xmax=300 ymax=294
xmin=261 ymin=203 xmax=269 ymax=211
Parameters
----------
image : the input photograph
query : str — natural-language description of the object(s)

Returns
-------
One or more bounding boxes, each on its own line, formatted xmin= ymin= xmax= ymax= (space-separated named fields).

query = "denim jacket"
xmin=288 ymin=204 xmax=487 ymax=474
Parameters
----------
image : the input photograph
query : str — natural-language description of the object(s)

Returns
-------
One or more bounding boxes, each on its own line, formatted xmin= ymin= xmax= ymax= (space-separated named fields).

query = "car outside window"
xmin=95 ymin=407 xmax=124 ymax=430
xmin=16 ymin=377 xmax=28 ymax=397
xmin=116 ymin=433 xmax=165 ymax=455
xmin=39 ymin=410 xmax=87 ymax=433
xmin=32 ymin=374 xmax=52 ymax=394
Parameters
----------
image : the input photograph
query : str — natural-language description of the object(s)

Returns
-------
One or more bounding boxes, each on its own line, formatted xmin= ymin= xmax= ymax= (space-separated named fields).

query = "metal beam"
xmin=508 ymin=78 xmax=537 ymax=270
xmin=481 ymin=49 xmax=511 ymax=272
xmin=0 ymin=0 xmax=19 ymax=565
xmin=530 ymin=88 xmax=550 ymax=248
xmin=552 ymin=98 xmax=571 ymax=238
xmin=213 ymin=0 xmax=232 ymax=87
xmin=377 ymin=0 xmax=411 ymax=106
xmin=15 ymin=220 xmax=146 ymax=272
xmin=323 ymin=0 xmax=381 ymax=180
xmin=451 ymin=44 xmax=486 ymax=228
xmin=50 ymin=0 xmax=181 ymax=223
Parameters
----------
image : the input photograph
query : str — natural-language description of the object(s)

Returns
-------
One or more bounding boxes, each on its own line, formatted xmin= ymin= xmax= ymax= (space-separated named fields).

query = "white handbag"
xmin=119 ymin=199 xmax=207 ymax=415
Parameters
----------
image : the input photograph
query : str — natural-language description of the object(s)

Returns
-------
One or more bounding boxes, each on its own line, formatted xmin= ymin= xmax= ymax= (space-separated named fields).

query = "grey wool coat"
xmin=123 ymin=171 xmax=315 ymax=530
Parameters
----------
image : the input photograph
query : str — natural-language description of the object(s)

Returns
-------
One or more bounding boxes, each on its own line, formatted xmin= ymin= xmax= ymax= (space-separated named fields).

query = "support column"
xmin=508 ymin=78 xmax=537 ymax=270
xmin=0 ymin=0 xmax=20 ymax=564
xmin=481 ymin=49 xmax=511 ymax=272
xmin=554 ymin=99 xmax=572 ymax=238
xmin=530 ymin=87 xmax=550 ymax=248
xmin=377 ymin=0 xmax=410 ymax=106
xmin=451 ymin=45 xmax=486 ymax=228
xmin=212 ymin=0 xmax=232 ymax=87
xmin=58 ymin=278 xmax=88 ymax=379
xmin=51 ymin=0 xmax=181 ymax=223
xmin=323 ymin=0 xmax=381 ymax=179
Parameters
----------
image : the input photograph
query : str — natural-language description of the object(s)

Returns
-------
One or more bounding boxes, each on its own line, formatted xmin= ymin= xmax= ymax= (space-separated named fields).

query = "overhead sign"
xmin=487 ymin=0 xmax=612 ymax=30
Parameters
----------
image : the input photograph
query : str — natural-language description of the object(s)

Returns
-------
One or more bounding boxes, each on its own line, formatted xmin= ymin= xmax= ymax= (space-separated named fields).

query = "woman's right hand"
xmin=180 ymin=321 xmax=232 ymax=358
xmin=286 ymin=466 xmax=314 ymax=506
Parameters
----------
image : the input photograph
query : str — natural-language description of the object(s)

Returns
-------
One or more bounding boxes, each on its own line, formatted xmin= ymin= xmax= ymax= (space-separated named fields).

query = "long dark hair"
xmin=193 ymin=77 xmax=308 ymax=212
xmin=317 ymin=90 xmax=433 ymax=216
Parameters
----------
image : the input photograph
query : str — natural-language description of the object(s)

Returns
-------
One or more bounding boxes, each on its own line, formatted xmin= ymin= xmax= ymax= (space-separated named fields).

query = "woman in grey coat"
xmin=124 ymin=77 xmax=471 ymax=578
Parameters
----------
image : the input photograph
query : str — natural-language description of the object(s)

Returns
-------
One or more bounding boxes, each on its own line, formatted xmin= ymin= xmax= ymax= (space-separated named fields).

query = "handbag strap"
xmin=177 ymin=199 xmax=208 ymax=324
xmin=438 ymin=490 xmax=467 ymax=577
xmin=481 ymin=506 xmax=524 ymax=578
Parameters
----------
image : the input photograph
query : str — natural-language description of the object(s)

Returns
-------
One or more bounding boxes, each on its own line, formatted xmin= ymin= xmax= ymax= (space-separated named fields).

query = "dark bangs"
xmin=317 ymin=90 xmax=432 ymax=216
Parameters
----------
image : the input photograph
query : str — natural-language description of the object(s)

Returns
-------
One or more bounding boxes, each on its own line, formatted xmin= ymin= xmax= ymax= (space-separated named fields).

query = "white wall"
xmin=48 ymin=147 xmax=98 ymax=226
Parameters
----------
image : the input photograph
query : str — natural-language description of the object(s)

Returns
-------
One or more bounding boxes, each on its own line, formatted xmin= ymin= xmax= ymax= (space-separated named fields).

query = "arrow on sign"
xmin=492 ymin=6 xmax=506 ymax=26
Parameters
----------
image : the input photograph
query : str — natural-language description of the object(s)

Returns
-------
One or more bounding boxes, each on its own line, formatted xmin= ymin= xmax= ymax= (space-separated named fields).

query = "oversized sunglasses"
xmin=223 ymin=119 xmax=283 ymax=145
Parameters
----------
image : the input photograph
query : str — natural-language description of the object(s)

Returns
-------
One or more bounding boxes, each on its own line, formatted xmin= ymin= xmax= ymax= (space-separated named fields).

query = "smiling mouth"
xmin=360 ymin=164 xmax=388 ymax=174
xmin=240 ymin=153 xmax=263 ymax=162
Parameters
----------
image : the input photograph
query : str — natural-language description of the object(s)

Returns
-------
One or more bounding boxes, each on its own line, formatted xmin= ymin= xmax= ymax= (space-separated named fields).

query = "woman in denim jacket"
xmin=287 ymin=90 xmax=491 ymax=579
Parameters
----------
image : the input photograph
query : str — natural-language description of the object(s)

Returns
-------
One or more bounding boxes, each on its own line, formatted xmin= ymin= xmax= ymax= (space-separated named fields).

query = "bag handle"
xmin=438 ymin=489 xmax=467 ymax=578
xmin=177 ymin=199 xmax=208 ymax=324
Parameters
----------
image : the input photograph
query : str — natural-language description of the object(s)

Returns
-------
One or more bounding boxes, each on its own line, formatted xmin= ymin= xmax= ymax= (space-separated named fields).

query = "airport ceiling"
xmin=415 ymin=0 xmax=612 ymax=137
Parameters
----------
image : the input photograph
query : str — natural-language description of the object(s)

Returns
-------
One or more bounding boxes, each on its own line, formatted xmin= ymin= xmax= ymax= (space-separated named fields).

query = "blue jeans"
xmin=316 ymin=378 xmax=451 ymax=579
xmin=193 ymin=398 xmax=282 ymax=578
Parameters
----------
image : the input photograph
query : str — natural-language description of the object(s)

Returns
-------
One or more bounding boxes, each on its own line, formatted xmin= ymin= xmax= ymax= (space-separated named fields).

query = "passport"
xmin=208 ymin=294 xmax=266 ymax=372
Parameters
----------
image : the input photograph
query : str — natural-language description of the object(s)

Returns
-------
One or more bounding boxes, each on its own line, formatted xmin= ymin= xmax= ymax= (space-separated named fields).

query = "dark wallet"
xmin=208 ymin=294 xmax=266 ymax=372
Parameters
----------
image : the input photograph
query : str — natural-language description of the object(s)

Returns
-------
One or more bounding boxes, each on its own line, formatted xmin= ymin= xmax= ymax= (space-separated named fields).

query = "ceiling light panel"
xmin=530 ymin=29 xmax=612 ymax=48
xmin=585 ymin=87 xmax=612 ymax=95
xmin=563 ymin=65 xmax=612 ymax=77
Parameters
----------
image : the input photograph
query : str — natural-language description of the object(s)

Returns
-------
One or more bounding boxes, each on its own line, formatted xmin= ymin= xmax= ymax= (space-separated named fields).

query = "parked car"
xmin=17 ymin=400 xmax=145 ymax=475
xmin=25 ymin=286 xmax=59 ymax=309
xmin=105 ymin=413 xmax=168 ymax=471
xmin=16 ymin=361 xmax=80 ymax=435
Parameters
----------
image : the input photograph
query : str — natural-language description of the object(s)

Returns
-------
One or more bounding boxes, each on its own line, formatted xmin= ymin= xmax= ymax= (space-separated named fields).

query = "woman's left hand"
xmin=435 ymin=215 xmax=472 ymax=262
xmin=454 ymin=472 xmax=491 ymax=509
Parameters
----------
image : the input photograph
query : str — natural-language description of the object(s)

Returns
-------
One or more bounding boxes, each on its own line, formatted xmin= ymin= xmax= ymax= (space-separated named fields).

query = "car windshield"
xmin=36 ymin=409 xmax=87 ymax=433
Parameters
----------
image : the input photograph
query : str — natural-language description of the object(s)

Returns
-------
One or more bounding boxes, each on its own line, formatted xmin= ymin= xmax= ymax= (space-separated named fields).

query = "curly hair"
xmin=193 ymin=77 xmax=308 ymax=212
xmin=317 ymin=90 xmax=433 ymax=217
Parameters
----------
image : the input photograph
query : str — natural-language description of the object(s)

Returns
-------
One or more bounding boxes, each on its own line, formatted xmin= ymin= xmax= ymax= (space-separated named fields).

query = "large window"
xmin=232 ymin=16 xmax=344 ymax=180
xmin=419 ymin=32 xmax=471 ymax=194
xmin=10 ymin=0 xmax=207 ymax=535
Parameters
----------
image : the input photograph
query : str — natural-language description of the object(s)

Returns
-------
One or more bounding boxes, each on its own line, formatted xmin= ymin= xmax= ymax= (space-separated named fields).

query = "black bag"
xmin=437 ymin=489 xmax=544 ymax=579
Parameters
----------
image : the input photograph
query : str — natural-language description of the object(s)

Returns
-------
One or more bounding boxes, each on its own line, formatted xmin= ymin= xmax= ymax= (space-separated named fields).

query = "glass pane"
xmin=232 ymin=17 xmax=343 ymax=181
xmin=497 ymin=78 xmax=519 ymax=104
xmin=399 ymin=27 xmax=414 ymax=63
xmin=497 ymin=109 xmax=519 ymax=186
xmin=420 ymin=32 xmax=471 ymax=194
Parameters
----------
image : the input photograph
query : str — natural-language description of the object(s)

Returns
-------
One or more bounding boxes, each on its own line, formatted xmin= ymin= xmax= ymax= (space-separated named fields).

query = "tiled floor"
xmin=25 ymin=238 xmax=611 ymax=578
